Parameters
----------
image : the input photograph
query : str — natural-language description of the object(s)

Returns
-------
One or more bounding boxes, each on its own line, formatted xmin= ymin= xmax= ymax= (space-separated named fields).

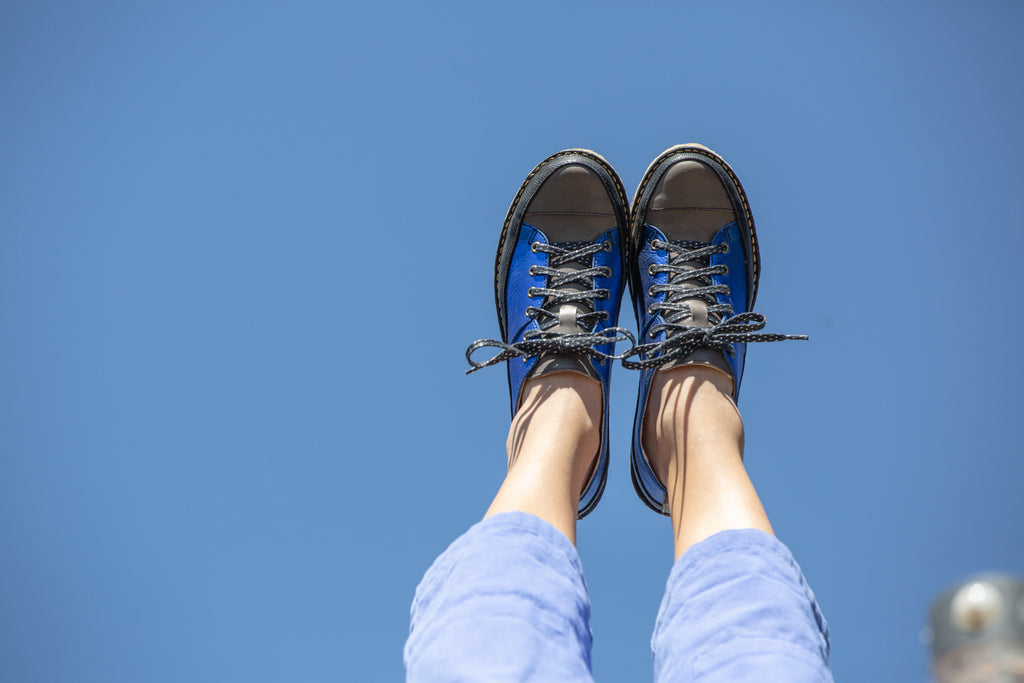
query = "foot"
xmin=625 ymin=144 xmax=805 ymax=514
xmin=467 ymin=149 xmax=631 ymax=518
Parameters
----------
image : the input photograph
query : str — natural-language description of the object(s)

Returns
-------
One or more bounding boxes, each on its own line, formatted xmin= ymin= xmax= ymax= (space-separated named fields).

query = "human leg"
xmin=644 ymin=364 xmax=771 ymax=560
xmin=405 ymin=371 xmax=603 ymax=682
xmin=644 ymin=367 xmax=831 ymax=682
xmin=627 ymin=145 xmax=830 ymax=681
xmin=405 ymin=372 xmax=600 ymax=681
xmin=486 ymin=371 xmax=602 ymax=544
xmin=651 ymin=528 xmax=832 ymax=682
xmin=406 ymin=150 xmax=631 ymax=681
xmin=405 ymin=511 xmax=595 ymax=683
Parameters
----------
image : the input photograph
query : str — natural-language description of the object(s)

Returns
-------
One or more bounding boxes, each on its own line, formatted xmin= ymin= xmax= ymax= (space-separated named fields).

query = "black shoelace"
xmin=466 ymin=241 xmax=635 ymax=373
xmin=620 ymin=238 xmax=807 ymax=370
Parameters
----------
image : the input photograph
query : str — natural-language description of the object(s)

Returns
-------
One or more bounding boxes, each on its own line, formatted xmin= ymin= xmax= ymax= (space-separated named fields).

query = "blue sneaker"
xmin=624 ymin=144 xmax=806 ymax=514
xmin=467 ymin=149 xmax=632 ymax=518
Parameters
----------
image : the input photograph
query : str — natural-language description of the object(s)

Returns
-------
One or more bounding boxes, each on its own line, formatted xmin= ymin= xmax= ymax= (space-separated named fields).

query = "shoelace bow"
xmin=620 ymin=238 xmax=807 ymax=370
xmin=466 ymin=240 xmax=635 ymax=373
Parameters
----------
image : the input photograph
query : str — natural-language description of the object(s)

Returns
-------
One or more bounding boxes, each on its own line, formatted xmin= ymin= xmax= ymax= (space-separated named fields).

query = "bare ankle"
xmin=508 ymin=372 xmax=602 ymax=479
xmin=642 ymin=365 xmax=744 ymax=484
xmin=487 ymin=371 xmax=603 ymax=544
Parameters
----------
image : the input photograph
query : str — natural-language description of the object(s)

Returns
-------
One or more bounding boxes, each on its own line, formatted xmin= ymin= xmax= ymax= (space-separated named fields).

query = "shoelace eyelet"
xmin=527 ymin=287 xmax=538 ymax=297
xmin=719 ymin=243 xmax=729 ymax=254
xmin=531 ymin=242 xmax=541 ymax=253
xmin=602 ymin=241 xmax=612 ymax=252
xmin=648 ymin=264 xmax=658 ymax=275
xmin=528 ymin=266 xmax=537 ymax=276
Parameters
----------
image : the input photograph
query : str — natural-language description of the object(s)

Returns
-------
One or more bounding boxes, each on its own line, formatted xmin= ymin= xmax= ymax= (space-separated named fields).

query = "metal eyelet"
xmin=530 ymin=242 xmax=541 ymax=253
xmin=648 ymin=305 xmax=656 ymax=315
xmin=648 ymin=264 xmax=657 ymax=275
xmin=527 ymin=287 xmax=538 ymax=297
xmin=723 ymin=286 xmax=731 ymax=295
xmin=721 ymin=265 xmax=729 ymax=275
xmin=528 ymin=266 xmax=537 ymax=276
xmin=602 ymin=267 xmax=613 ymax=277
xmin=650 ymin=239 xmax=661 ymax=250
xmin=648 ymin=287 xmax=655 ymax=297
xmin=719 ymin=243 xmax=729 ymax=254
xmin=602 ymin=240 xmax=613 ymax=251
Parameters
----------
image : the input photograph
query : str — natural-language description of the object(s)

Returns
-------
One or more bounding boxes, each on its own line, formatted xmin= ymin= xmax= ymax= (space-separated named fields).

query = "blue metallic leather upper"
xmin=504 ymin=223 xmax=624 ymax=413
xmin=634 ymin=220 xmax=749 ymax=394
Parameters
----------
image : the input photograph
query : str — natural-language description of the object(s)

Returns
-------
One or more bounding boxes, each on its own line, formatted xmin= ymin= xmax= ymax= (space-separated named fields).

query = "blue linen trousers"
xmin=405 ymin=512 xmax=832 ymax=682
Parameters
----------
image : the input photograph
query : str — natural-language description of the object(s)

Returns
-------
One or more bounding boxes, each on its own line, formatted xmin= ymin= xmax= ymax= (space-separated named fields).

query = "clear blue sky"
xmin=2 ymin=2 xmax=1022 ymax=681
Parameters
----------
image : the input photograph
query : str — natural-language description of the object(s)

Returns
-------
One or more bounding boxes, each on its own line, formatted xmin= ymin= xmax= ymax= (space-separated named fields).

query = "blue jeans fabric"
xmin=405 ymin=512 xmax=832 ymax=682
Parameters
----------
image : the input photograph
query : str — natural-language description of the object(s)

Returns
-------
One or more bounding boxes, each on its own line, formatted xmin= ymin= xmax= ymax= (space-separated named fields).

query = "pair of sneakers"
xmin=466 ymin=145 xmax=804 ymax=517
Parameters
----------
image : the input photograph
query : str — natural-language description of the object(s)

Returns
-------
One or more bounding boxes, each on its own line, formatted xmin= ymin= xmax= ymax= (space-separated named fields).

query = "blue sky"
xmin=2 ymin=2 xmax=1022 ymax=681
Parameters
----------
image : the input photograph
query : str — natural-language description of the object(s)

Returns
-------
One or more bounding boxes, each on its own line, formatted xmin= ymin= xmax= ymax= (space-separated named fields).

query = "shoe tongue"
xmin=668 ymin=239 xmax=707 ymax=263
xmin=537 ymin=303 xmax=589 ymax=335
xmin=531 ymin=353 xmax=600 ymax=381
xmin=661 ymin=239 xmax=732 ymax=382
xmin=527 ymin=241 xmax=604 ymax=382
xmin=538 ymin=241 xmax=595 ymax=333
xmin=665 ymin=239 xmax=720 ymax=328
